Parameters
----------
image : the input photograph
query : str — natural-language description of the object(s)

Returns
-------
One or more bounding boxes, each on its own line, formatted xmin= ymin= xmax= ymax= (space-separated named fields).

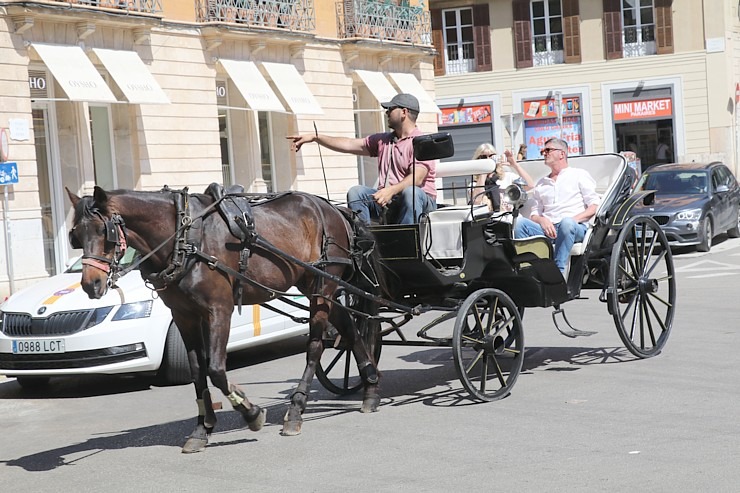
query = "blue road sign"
xmin=0 ymin=162 xmax=18 ymax=185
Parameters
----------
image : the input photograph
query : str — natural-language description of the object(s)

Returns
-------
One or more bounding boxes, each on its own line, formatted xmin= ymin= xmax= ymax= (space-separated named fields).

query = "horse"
xmin=66 ymin=185 xmax=387 ymax=453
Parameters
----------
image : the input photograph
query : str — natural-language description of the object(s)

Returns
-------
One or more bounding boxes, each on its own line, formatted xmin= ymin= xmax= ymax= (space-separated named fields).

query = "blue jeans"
xmin=347 ymin=185 xmax=436 ymax=224
xmin=514 ymin=217 xmax=587 ymax=273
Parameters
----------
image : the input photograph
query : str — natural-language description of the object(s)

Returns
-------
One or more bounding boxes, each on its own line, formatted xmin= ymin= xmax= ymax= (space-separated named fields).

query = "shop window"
xmin=622 ymin=0 xmax=656 ymax=57
xmin=531 ymin=0 xmax=564 ymax=66
xmin=258 ymin=111 xmax=274 ymax=193
xmin=603 ymin=0 xmax=672 ymax=59
xmin=513 ymin=0 xmax=580 ymax=69
xmin=89 ymin=105 xmax=116 ymax=190
xmin=218 ymin=108 xmax=233 ymax=186
xmin=431 ymin=5 xmax=491 ymax=76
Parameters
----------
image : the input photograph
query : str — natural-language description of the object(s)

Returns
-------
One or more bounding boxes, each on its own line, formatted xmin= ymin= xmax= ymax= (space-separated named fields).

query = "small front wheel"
xmin=452 ymin=288 xmax=524 ymax=402
xmin=609 ymin=216 xmax=676 ymax=358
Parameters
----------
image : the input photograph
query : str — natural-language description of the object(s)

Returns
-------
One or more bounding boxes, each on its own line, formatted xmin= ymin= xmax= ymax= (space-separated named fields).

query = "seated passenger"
xmin=470 ymin=143 xmax=535 ymax=214
xmin=513 ymin=138 xmax=601 ymax=275
xmin=287 ymin=93 xmax=436 ymax=225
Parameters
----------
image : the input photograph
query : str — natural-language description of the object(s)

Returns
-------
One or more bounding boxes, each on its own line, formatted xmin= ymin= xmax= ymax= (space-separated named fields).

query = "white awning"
xmin=354 ymin=70 xmax=398 ymax=107
xmin=218 ymin=59 xmax=285 ymax=112
xmin=91 ymin=48 xmax=170 ymax=105
xmin=261 ymin=62 xmax=323 ymax=115
xmin=387 ymin=72 xmax=441 ymax=114
xmin=31 ymin=43 xmax=116 ymax=103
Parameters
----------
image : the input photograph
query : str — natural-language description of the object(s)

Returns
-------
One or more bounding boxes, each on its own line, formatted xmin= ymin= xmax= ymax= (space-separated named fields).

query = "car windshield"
xmin=66 ymin=247 xmax=141 ymax=274
xmin=636 ymin=170 xmax=708 ymax=195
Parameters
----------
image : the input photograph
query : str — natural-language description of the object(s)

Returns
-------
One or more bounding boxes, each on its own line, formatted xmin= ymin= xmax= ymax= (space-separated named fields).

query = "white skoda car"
xmin=0 ymin=249 xmax=309 ymax=389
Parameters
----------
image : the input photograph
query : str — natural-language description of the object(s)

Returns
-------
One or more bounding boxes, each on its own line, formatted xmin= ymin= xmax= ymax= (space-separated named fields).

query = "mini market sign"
xmin=613 ymin=97 xmax=673 ymax=121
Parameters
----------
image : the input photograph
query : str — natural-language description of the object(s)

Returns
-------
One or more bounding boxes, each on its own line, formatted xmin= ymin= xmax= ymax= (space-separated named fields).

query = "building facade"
xmin=431 ymin=0 xmax=740 ymax=186
xmin=0 ymin=0 xmax=438 ymax=296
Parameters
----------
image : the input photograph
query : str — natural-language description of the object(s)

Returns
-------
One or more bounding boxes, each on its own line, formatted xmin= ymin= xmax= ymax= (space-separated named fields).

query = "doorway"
xmin=615 ymin=120 xmax=674 ymax=170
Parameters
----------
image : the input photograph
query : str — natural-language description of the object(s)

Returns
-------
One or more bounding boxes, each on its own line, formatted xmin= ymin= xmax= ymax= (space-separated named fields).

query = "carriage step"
xmin=552 ymin=308 xmax=597 ymax=338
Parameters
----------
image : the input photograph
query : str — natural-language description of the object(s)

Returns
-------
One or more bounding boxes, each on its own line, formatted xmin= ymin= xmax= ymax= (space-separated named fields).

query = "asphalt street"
xmin=2 ymin=236 xmax=740 ymax=492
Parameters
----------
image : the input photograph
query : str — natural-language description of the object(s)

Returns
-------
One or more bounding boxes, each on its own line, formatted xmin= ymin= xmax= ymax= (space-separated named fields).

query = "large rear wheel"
xmin=609 ymin=216 xmax=675 ymax=358
xmin=316 ymin=289 xmax=381 ymax=395
xmin=452 ymin=288 xmax=524 ymax=402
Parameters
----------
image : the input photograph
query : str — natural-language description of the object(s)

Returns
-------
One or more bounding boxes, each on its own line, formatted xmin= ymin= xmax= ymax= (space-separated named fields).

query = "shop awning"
xmin=387 ymin=72 xmax=441 ymax=114
xmin=218 ymin=59 xmax=285 ymax=112
xmin=261 ymin=62 xmax=323 ymax=115
xmin=31 ymin=43 xmax=116 ymax=103
xmin=354 ymin=70 xmax=398 ymax=107
xmin=91 ymin=48 xmax=170 ymax=105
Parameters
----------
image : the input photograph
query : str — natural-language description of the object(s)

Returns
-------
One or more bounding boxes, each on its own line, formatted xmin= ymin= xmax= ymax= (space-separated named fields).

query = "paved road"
xmin=2 ymin=237 xmax=740 ymax=492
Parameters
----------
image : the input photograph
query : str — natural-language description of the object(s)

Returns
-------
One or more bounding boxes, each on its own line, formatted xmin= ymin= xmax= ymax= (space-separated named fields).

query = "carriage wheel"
xmin=316 ymin=290 xmax=381 ymax=395
xmin=452 ymin=288 xmax=524 ymax=402
xmin=609 ymin=216 xmax=676 ymax=358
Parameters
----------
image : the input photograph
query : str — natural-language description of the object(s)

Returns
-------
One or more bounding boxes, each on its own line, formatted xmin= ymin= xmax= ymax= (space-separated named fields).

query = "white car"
xmin=0 ymin=248 xmax=309 ymax=389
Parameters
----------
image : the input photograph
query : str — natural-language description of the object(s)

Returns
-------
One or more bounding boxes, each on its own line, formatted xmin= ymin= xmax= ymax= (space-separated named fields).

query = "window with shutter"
xmin=473 ymin=4 xmax=492 ymax=72
xmin=431 ymin=9 xmax=446 ymax=76
xmin=622 ymin=0 xmax=656 ymax=57
xmin=513 ymin=0 xmax=533 ymax=68
xmin=531 ymin=0 xmax=564 ymax=66
xmin=603 ymin=0 xmax=623 ymax=59
xmin=441 ymin=8 xmax=475 ymax=74
xmin=655 ymin=0 xmax=674 ymax=54
xmin=562 ymin=0 xmax=580 ymax=64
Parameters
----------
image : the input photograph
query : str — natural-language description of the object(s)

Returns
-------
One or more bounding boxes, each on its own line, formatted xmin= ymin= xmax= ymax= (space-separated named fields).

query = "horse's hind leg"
xmin=281 ymin=298 xmax=328 ymax=436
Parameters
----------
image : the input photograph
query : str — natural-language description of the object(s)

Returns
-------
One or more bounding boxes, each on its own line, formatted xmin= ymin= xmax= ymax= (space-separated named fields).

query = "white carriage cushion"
xmin=420 ymin=205 xmax=489 ymax=260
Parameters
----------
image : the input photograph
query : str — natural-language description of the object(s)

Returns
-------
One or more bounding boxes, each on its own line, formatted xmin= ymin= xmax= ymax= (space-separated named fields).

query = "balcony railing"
xmin=336 ymin=0 xmax=431 ymax=45
xmin=68 ymin=0 xmax=162 ymax=14
xmin=195 ymin=0 xmax=316 ymax=32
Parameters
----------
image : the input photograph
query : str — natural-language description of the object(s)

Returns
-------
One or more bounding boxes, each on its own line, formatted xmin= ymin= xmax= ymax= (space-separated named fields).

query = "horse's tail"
xmin=350 ymin=218 xmax=397 ymax=303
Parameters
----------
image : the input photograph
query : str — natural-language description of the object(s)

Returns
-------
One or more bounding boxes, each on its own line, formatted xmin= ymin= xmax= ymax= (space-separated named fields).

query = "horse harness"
xmin=88 ymin=185 xmax=370 ymax=320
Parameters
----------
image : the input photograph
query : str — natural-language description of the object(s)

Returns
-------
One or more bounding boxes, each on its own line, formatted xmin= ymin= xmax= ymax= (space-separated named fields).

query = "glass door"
xmin=32 ymin=108 xmax=60 ymax=275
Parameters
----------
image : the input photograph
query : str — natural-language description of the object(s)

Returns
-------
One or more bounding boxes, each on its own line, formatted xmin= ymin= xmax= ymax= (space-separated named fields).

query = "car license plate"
xmin=635 ymin=229 xmax=655 ymax=239
xmin=12 ymin=339 xmax=65 ymax=354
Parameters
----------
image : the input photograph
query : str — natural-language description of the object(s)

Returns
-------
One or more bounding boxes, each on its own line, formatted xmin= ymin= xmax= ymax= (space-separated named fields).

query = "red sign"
xmin=735 ymin=83 xmax=739 ymax=104
xmin=613 ymin=98 xmax=673 ymax=121
xmin=438 ymin=104 xmax=492 ymax=126
xmin=523 ymin=97 xmax=581 ymax=120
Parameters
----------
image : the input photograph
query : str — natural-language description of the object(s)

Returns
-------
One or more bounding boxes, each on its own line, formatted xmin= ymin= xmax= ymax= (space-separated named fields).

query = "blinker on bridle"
xmin=71 ymin=211 xmax=128 ymax=286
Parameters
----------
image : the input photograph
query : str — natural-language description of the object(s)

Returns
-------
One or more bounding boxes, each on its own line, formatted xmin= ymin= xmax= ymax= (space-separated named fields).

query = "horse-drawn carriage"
xmin=316 ymin=139 xmax=675 ymax=402
xmin=66 ymin=135 xmax=674 ymax=452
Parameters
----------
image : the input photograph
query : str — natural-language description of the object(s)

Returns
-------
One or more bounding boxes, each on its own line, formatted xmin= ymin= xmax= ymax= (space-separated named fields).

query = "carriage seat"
xmin=419 ymin=205 xmax=489 ymax=260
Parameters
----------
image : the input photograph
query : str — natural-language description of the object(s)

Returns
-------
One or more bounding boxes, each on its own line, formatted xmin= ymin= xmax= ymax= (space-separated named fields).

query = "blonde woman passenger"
xmin=470 ymin=143 xmax=535 ymax=215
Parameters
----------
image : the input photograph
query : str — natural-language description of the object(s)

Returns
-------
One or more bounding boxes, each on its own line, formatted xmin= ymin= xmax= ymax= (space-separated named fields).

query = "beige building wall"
xmin=434 ymin=0 xmax=740 ymax=176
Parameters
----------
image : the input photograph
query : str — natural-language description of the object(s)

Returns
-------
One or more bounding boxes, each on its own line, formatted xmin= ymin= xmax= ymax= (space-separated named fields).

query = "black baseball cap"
xmin=381 ymin=93 xmax=420 ymax=113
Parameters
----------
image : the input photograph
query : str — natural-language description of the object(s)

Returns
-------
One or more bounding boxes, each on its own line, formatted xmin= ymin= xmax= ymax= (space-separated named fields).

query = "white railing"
xmin=195 ymin=0 xmax=315 ymax=32
xmin=336 ymin=0 xmax=432 ymax=45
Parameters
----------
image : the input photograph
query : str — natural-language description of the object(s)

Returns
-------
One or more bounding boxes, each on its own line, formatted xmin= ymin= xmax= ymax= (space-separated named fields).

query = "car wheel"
xmin=156 ymin=323 xmax=191 ymax=386
xmin=727 ymin=208 xmax=740 ymax=238
xmin=15 ymin=376 xmax=51 ymax=390
xmin=697 ymin=217 xmax=713 ymax=252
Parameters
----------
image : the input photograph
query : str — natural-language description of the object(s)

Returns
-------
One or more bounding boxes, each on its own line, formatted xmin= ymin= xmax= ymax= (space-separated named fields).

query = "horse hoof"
xmin=361 ymin=395 xmax=380 ymax=413
xmin=182 ymin=436 xmax=208 ymax=454
xmin=247 ymin=408 xmax=266 ymax=432
xmin=280 ymin=420 xmax=302 ymax=436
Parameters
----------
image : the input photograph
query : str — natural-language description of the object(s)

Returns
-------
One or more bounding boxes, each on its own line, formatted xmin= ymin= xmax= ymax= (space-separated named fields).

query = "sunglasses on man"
xmin=540 ymin=147 xmax=564 ymax=156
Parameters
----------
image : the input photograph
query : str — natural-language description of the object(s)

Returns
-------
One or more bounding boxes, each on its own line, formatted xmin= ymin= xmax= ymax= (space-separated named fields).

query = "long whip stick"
xmin=314 ymin=121 xmax=330 ymax=200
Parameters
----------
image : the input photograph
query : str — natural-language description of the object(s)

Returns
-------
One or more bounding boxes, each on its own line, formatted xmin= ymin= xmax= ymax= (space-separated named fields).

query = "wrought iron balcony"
xmin=336 ymin=0 xmax=431 ymax=45
xmin=68 ymin=0 xmax=162 ymax=14
xmin=195 ymin=0 xmax=316 ymax=32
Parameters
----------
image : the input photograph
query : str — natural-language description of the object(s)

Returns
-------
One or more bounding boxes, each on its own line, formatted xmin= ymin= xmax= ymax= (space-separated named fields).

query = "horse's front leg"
xmin=281 ymin=300 xmax=328 ymax=436
xmin=176 ymin=317 xmax=217 ymax=454
xmin=207 ymin=309 xmax=266 ymax=434
xmin=351 ymin=329 xmax=381 ymax=414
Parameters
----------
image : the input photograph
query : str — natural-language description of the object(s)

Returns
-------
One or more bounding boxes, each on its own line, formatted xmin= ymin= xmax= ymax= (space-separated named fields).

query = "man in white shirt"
xmin=514 ymin=137 xmax=601 ymax=275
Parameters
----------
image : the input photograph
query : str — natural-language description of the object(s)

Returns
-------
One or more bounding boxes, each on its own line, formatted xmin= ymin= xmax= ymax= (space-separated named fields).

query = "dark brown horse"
xmin=66 ymin=185 xmax=386 ymax=453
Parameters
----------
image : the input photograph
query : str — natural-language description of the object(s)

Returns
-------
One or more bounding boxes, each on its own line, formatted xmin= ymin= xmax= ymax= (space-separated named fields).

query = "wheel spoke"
xmin=323 ymin=349 xmax=344 ymax=374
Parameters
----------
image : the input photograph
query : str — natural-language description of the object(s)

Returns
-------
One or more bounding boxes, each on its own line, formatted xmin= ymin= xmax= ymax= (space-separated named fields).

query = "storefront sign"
xmin=439 ymin=104 xmax=492 ymax=125
xmin=613 ymin=98 xmax=673 ymax=121
xmin=523 ymin=97 xmax=580 ymax=119
xmin=524 ymin=117 xmax=583 ymax=159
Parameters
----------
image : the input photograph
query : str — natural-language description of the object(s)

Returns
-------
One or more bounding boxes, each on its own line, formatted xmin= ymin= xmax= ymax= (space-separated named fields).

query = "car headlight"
xmin=112 ymin=300 xmax=154 ymax=321
xmin=86 ymin=307 xmax=113 ymax=329
xmin=676 ymin=208 xmax=702 ymax=221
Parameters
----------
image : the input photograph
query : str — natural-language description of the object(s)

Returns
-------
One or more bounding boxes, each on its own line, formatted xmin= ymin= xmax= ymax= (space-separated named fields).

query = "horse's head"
xmin=66 ymin=186 xmax=128 ymax=299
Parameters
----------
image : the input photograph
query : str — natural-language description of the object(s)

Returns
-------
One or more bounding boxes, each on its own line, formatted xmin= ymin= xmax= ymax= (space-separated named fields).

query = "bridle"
xmin=70 ymin=211 xmax=128 ymax=287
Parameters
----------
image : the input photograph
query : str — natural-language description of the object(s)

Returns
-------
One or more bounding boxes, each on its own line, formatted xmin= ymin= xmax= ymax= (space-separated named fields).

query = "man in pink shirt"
xmin=287 ymin=93 xmax=436 ymax=224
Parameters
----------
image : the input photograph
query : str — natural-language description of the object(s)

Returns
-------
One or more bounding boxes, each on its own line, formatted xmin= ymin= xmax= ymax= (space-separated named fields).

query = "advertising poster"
xmin=524 ymin=117 xmax=583 ymax=159
xmin=438 ymin=104 xmax=492 ymax=126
